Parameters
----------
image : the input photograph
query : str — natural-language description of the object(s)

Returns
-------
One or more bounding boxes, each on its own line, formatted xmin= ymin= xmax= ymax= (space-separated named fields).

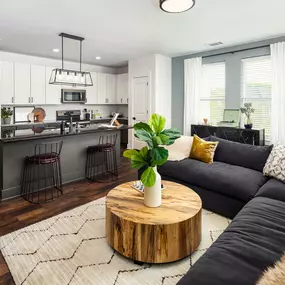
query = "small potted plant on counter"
xmin=123 ymin=113 xmax=181 ymax=208
xmin=1 ymin=107 xmax=13 ymax=125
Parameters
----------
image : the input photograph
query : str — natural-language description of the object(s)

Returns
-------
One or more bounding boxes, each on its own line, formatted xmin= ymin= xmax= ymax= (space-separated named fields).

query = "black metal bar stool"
xmin=21 ymin=141 xmax=63 ymax=203
xmin=85 ymin=134 xmax=118 ymax=182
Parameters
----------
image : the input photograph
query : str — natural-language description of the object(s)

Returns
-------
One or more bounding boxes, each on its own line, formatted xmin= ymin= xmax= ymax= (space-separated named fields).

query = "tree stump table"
xmin=106 ymin=181 xmax=202 ymax=264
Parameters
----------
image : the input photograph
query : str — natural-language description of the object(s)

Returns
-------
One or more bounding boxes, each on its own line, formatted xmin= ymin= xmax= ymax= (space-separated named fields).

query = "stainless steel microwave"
xmin=61 ymin=89 xmax=86 ymax=103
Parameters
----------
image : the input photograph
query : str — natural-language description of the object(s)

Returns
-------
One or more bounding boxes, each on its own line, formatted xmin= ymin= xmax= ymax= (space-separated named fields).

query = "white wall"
xmin=128 ymin=53 xmax=172 ymax=148
xmin=154 ymin=54 xmax=172 ymax=128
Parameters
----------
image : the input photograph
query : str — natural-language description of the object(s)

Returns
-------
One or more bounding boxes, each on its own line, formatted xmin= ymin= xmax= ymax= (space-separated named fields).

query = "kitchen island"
xmin=0 ymin=124 xmax=131 ymax=200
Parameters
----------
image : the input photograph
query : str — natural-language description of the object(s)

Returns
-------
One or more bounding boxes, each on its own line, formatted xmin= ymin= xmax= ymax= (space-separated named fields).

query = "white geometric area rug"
xmin=0 ymin=197 xmax=231 ymax=285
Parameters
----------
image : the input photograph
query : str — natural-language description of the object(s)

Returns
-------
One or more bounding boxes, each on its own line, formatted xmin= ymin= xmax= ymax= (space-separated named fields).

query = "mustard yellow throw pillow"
xmin=190 ymin=135 xmax=219 ymax=164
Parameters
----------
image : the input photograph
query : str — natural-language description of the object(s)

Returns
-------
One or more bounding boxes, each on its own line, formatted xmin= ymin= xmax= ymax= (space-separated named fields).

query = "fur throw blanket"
xmin=257 ymin=254 xmax=285 ymax=285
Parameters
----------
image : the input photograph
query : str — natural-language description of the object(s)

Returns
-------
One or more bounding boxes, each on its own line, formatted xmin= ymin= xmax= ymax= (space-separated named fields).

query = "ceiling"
xmin=0 ymin=0 xmax=284 ymax=67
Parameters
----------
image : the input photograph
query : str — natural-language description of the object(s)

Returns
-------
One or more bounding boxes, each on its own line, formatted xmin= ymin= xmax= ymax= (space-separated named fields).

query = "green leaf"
xmin=152 ymin=136 xmax=163 ymax=147
xmin=161 ymin=128 xmax=181 ymax=145
xmin=139 ymin=146 xmax=149 ymax=161
xmin=133 ymin=122 xmax=153 ymax=134
xmin=162 ymin=128 xmax=181 ymax=139
xmin=149 ymin=114 xmax=166 ymax=134
xmin=131 ymin=153 xmax=147 ymax=169
xmin=158 ymin=134 xmax=170 ymax=145
xmin=151 ymin=147 xmax=169 ymax=166
xmin=141 ymin=167 xmax=156 ymax=187
xmin=123 ymin=149 xmax=138 ymax=159
xmin=135 ymin=129 xmax=153 ymax=148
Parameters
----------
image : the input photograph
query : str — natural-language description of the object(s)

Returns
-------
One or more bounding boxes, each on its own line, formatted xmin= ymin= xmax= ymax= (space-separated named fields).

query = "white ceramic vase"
xmin=144 ymin=166 xmax=162 ymax=208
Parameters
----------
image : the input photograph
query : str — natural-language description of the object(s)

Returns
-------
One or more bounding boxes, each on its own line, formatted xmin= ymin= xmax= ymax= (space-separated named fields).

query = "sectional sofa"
xmin=158 ymin=136 xmax=285 ymax=285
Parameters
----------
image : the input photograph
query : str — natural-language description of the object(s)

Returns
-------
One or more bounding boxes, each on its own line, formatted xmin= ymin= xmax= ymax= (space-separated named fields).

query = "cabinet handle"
xmin=28 ymin=97 xmax=30 ymax=103
xmin=121 ymin=98 xmax=123 ymax=103
xmin=32 ymin=97 xmax=34 ymax=103
xmin=12 ymin=97 xmax=14 ymax=103
xmin=127 ymin=98 xmax=129 ymax=104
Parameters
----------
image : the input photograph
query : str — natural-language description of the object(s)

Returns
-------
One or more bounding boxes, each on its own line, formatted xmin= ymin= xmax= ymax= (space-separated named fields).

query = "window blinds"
xmin=199 ymin=62 xmax=226 ymax=124
xmin=241 ymin=56 xmax=272 ymax=140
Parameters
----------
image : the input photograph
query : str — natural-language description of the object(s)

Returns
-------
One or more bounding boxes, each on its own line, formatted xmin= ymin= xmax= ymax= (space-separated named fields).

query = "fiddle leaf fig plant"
xmin=123 ymin=113 xmax=181 ymax=187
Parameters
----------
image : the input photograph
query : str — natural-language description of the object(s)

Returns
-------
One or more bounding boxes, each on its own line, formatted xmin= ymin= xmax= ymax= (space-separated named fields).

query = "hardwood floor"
xmin=0 ymin=158 xmax=136 ymax=285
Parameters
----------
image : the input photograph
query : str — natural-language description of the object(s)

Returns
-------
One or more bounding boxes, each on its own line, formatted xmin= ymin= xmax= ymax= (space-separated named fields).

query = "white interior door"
xmin=132 ymin=76 xmax=149 ymax=150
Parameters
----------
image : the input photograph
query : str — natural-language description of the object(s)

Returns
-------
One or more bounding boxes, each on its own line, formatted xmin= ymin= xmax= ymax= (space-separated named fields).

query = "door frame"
xmin=128 ymin=73 xmax=151 ymax=149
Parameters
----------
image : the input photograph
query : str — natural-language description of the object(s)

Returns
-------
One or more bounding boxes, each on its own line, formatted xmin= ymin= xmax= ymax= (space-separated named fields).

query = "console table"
xmin=191 ymin=125 xmax=265 ymax=146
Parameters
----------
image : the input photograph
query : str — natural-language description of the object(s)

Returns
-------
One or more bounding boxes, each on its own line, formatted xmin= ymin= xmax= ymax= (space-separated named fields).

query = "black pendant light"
xmin=160 ymin=0 xmax=195 ymax=13
xmin=49 ymin=33 xmax=93 ymax=87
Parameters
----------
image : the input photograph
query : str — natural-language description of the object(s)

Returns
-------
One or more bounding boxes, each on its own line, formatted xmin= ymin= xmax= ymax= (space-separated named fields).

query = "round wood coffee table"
xmin=106 ymin=181 xmax=202 ymax=264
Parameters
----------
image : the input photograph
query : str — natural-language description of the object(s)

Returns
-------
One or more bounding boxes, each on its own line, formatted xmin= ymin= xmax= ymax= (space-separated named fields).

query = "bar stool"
xmin=21 ymin=141 xmax=63 ymax=204
xmin=85 ymin=134 xmax=118 ymax=182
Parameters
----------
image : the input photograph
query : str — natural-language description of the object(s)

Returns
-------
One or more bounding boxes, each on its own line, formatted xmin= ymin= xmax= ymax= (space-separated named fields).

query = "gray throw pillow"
xmin=263 ymin=143 xmax=285 ymax=183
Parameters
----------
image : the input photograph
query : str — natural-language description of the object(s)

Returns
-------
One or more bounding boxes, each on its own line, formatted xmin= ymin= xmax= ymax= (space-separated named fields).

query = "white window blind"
xmin=241 ymin=56 xmax=272 ymax=141
xmin=199 ymin=62 xmax=226 ymax=125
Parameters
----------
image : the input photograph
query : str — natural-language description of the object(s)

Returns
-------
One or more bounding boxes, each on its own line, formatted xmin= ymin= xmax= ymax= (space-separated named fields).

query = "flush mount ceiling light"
xmin=160 ymin=0 xmax=195 ymax=13
xmin=95 ymin=56 xmax=101 ymax=60
xmin=53 ymin=48 xmax=60 ymax=53
xmin=49 ymin=33 xmax=93 ymax=87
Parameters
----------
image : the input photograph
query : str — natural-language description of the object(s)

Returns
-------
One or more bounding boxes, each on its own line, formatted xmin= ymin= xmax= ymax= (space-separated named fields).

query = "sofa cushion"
xmin=159 ymin=159 xmax=268 ymax=202
xmin=209 ymin=136 xmax=272 ymax=172
xmin=164 ymin=135 xmax=193 ymax=161
xmin=263 ymin=143 xmax=285 ymax=183
xmin=256 ymin=178 xmax=285 ymax=203
xmin=189 ymin=135 xmax=219 ymax=164
xmin=177 ymin=197 xmax=285 ymax=285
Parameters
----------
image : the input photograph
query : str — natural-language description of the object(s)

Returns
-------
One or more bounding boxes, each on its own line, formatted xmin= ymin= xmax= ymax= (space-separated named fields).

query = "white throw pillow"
xmin=263 ymin=143 xmax=285 ymax=183
xmin=164 ymin=135 xmax=193 ymax=161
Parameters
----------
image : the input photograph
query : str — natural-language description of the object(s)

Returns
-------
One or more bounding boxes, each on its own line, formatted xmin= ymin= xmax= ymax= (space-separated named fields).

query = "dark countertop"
xmin=0 ymin=125 xmax=132 ymax=143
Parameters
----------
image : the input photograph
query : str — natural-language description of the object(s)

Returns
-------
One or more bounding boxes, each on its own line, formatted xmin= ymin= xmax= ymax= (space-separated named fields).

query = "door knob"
xmin=132 ymin=117 xmax=136 ymax=120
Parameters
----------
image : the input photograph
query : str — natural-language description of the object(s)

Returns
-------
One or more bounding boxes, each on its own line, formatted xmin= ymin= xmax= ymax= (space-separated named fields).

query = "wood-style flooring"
xmin=0 ymin=157 xmax=136 ymax=285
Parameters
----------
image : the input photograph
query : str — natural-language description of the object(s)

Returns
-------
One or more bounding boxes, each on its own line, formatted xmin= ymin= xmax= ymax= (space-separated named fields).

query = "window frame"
xmin=241 ymin=55 xmax=272 ymax=142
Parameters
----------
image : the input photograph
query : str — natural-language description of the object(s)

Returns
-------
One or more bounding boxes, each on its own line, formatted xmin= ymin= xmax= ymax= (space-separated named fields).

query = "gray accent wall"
xmin=172 ymin=36 xmax=285 ymax=132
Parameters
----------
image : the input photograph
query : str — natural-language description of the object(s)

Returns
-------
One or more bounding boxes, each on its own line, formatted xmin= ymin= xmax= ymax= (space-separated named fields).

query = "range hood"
xmin=49 ymin=33 xmax=93 ymax=87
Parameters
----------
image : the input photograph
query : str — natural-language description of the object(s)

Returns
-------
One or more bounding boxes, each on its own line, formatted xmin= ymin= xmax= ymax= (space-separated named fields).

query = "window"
xmin=241 ymin=56 xmax=272 ymax=141
xmin=199 ymin=62 xmax=226 ymax=125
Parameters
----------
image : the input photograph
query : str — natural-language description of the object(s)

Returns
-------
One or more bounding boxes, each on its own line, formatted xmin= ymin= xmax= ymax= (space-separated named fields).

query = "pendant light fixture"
xmin=49 ymin=33 xmax=93 ymax=87
xmin=160 ymin=0 xmax=195 ymax=13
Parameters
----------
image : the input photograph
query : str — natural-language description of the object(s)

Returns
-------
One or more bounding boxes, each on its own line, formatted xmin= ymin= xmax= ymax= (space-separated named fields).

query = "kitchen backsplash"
xmin=13 ymin=104 xmax=128 ymax=122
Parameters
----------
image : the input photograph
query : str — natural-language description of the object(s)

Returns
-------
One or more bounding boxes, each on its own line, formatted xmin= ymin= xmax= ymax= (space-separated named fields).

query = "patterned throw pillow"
xmin=263 ymin=143 xmax=285 ymax=183
xmin=190 ymin=135 xmax=219 ymax=164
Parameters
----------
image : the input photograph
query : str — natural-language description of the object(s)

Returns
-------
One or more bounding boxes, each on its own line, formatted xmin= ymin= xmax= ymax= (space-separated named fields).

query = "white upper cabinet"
xmin=97 ymin=73 xmax=117 ymax=104
xmin=45 ymin=67 xmax=61 ymax=105
xmin=0 ymin=61 xmax=14 ymax=105
xmin=14 ymin=63 xmax=31 ymax=104
xmin=116 ymin=73 xmax=129 ymax=104
xmin=106 ymin=74 xmax=116 ymax=104
xmin=31 ymin=65 xmax=46 ymax=105
xmin=97 ymin=73 xmax=107 ymax=104
xmin=86 ymin=72 xmax=98 ymax=104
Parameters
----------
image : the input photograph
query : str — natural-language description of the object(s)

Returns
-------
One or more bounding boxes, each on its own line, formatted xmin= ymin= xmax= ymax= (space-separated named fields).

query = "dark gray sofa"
xmin=177 ymin=197 xmax=285 ymax=285
xmin=159 ymin=136 xmax=272 ymax=219
xmin=157 ymin=136 xmax=285 ymax=285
